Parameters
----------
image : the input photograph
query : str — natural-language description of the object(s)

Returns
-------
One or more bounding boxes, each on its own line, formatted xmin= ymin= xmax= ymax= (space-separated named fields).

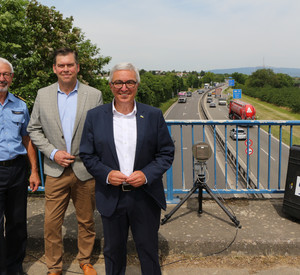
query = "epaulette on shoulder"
xmin=13 ymin=94 xmax=26 ymax=102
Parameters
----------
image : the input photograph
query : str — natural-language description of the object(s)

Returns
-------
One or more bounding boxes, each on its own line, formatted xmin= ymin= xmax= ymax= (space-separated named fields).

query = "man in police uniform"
xmin=0 ymin=57 xmax=40 ymax=275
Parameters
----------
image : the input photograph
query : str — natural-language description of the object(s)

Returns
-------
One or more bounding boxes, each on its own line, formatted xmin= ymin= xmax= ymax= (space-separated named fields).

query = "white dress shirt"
xmin=112 ymin=100 xmax=137 ymax=177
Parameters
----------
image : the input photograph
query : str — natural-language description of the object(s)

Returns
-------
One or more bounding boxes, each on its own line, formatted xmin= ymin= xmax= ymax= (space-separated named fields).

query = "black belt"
xmin=0 ymin=155 xmax=24 ymax=167
xmin=120 ymin=184 xmax=136 ymax=191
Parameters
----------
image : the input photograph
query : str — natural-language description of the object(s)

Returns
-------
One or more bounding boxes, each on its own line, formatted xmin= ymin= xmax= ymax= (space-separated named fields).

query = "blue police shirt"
xmin=0 ymin=92 xmax=29 ymax=161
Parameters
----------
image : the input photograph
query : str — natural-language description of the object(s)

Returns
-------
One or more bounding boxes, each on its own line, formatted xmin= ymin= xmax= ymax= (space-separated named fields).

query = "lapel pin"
xmin=140 ymin=115 xmax=144 ymax=119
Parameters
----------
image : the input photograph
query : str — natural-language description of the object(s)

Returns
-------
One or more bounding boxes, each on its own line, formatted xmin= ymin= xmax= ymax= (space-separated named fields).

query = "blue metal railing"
xmin=164 ymin=120 xmax=300 ymax=203
xmin=32 ymin=120 xmax=300 ymax=202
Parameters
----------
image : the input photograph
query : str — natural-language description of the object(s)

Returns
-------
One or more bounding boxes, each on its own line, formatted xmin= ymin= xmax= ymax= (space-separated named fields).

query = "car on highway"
xmin=206 ymin=97 xmax=213 ymax=103
xmin=197 ymin=89 xmax=204 ymax=94
xmin=230 ymin=128 xmax=247 ymax=140
xmin=207 ymin=92 xmax=212 ymax=97
xmin=209 ymin=102 xmax=216 ymax=108
xmin=187 ymin=91 xmax=192 ymax=97
xmin=218 ymin=98 xmax=227 ymax=106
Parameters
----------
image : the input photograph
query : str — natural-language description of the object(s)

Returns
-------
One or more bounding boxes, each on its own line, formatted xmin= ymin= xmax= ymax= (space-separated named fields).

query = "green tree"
xmin=246 ymin=68 xmax=294 ymax=89
xmin=246 ymin=69 xmax=276 ymax=88
xmin=136 ymin=71 xmax=184 ymax=107
xmin=0 ymin=0 xmax=111 ymax=109
xmin=214 ymin=74 xmax=225 ymax=84
xmin=201 ymin=71 xmax=215 ymax=86
xmin=199 ymin=70 xmax=205 ymax=77
xmin=186 ymin=72 xmax=199 ymax=88
xmin=231 ymin=72 xmax=247 ymax=85
xmin=275 ymin=73 xmax=293 ymax=88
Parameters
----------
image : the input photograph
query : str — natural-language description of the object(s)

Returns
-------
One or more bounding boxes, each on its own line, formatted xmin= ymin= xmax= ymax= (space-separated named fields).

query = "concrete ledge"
xmin=26 ymin=196 xmax=300 ymax=258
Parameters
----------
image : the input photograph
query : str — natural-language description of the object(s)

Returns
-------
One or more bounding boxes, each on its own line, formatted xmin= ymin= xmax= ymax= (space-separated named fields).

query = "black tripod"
xmin=161 ymin=163 xmax=241 ymax=228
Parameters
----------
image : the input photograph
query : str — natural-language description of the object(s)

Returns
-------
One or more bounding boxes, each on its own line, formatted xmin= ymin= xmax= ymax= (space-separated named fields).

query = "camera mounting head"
xmin=192 ymin=142 xmax=212 ymax=163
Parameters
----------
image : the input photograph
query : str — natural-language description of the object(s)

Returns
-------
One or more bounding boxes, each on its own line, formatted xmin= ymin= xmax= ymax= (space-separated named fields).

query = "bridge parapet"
xmin=32 ymin=120 xmax=300 ymax=204
xmin=164 ymin=120 xmax=300 ymax=203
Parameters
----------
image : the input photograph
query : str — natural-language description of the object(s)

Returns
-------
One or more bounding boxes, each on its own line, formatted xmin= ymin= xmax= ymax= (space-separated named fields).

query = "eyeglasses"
xmin=111 ymin=80 xmax=137 ymax=89
xmin=0 ymin=72 xmax=12 ymax=78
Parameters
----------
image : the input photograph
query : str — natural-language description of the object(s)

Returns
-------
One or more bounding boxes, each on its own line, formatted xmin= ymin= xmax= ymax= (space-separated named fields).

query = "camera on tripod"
xmin=192 ymin=142 xmax=212 ymax=162
xmin=192 ymin=142 xmax=212 ymax=174
xmin=161 ymin=141 xmax=241 ymax=228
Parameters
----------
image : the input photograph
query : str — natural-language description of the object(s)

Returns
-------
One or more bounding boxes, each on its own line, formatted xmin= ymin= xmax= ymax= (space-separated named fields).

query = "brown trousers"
xmin=44 ymin=167 xmax=96 ymax=272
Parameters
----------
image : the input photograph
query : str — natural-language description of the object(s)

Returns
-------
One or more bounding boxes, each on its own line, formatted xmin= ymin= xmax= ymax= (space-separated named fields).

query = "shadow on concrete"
xmin=163 ymin=197 xmax=239 ymax=228
xmin=271 ymin=198 xmax=300 ymax=224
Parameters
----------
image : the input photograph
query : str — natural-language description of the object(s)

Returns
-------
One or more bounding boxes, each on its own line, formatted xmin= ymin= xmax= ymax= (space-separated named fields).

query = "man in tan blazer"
xmin=27 ymin=48 xmax=102 ymax=275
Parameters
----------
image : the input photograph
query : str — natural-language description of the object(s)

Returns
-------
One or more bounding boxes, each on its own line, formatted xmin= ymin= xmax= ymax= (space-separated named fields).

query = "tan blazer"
xmin=27 ymin=81 xmax=103 ymax=181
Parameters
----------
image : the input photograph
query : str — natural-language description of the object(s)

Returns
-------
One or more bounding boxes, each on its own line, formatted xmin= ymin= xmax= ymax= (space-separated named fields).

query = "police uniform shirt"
xmin=0 ymin=92 xmax=30 ymax=161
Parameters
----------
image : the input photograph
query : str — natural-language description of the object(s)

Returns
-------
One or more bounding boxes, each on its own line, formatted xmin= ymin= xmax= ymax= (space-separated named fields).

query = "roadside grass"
xmin=159 ymin=97 xmax=177 ymax=114
xmin=227 ymin=88 xmax=300 ymax=145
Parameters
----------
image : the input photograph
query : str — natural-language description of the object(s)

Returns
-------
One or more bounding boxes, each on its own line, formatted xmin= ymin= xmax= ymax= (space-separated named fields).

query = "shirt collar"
xmin=112 ymin=99 xmax=137 ymax=116
xmin=7 ymin=92 xmax=15 ymax=102
xmin=0 ymin=92 xmax=18 ymax=107
xmin=57 ymin=80 xmax=79 ymax=94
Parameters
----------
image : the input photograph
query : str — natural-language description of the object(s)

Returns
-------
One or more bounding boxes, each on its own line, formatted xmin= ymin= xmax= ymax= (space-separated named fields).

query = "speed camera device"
xmin=192 ymin=142 xmax=212 ymax=162
xmin=161 ymin=140 xmax=241 ymax=228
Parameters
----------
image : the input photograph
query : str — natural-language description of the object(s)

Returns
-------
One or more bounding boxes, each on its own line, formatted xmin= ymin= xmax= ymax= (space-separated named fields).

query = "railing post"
xmin=166 ymin=124 xmax=179 ymax=203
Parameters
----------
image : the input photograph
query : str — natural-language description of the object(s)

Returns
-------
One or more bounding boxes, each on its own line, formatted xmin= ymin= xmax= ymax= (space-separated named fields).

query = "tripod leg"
xmin=197 ymin=175 xmax=206 ymax=214
xmin=202 ymin=182 xmax=241 ymax=228
xmin=161 ymin=184 xmax=199 ymax=225
xmin=198 ymin=184 xmax=203 ymax=214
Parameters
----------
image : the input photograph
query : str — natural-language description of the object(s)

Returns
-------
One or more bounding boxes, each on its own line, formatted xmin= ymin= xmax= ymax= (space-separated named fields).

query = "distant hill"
xmin=208 ymin=67 xmax=300 ymax=77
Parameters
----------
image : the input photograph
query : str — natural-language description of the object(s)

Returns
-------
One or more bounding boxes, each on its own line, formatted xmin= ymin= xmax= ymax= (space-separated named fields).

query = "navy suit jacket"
xmin=79 ymin=102 xmax=174 ymax=217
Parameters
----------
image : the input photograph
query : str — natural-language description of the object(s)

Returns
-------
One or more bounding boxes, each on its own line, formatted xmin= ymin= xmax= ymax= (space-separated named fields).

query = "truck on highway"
xmin=215 ymin=87 xmax=222 ymax=98
xmin=178 ymin=91 xmax=187 ymax=103
xmin=229 ymin=100 xmax=256 ymax=120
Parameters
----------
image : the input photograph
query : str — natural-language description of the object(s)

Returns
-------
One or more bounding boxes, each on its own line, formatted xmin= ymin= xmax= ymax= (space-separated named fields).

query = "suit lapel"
xmin=134 ymin=103 xmax=146 ymax=169
xmin=105 ymin=104 xmax=120 ymax=167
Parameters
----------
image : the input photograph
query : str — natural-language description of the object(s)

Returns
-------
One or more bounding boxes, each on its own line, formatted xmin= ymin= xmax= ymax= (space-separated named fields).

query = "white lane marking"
xmin=261 ymin=148 xmax=275 ymax=161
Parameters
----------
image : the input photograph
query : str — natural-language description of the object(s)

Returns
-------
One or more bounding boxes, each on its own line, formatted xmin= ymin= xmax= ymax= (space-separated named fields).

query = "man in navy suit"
xmin=80 ymin=62 xmax=174 ymax=275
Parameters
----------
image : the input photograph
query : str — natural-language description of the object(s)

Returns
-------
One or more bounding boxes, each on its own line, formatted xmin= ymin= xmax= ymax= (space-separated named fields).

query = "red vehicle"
xmin=229 ymin=100 xmax=256 ymax=120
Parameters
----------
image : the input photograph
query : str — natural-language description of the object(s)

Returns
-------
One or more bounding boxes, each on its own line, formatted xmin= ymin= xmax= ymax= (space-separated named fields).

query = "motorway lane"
xmin=165 ymin=91 xmax=227 ymax=193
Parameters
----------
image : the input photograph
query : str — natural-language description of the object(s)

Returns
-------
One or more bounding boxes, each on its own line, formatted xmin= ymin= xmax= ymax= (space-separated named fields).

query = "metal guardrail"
xmin=165 ymin=120 xmax=300 ymax=203
xmin=32 ymin=120 xmax=300 ymax=203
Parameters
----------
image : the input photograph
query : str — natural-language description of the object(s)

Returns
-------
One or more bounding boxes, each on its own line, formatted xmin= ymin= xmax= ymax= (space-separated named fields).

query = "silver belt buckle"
xmin=122 ymin=184 xmax=131 ymax=191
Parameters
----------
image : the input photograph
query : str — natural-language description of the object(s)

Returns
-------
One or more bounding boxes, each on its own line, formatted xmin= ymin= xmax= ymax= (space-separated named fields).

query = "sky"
xmin=38 ymin=0 xmax=300 ymax=72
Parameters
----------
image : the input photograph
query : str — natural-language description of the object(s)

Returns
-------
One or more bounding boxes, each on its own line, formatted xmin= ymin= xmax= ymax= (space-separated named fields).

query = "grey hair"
xmin=109 ymin=62 xmax=140 ymax=84
xmin=0 ymin=57 xmax=14 ymax=73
